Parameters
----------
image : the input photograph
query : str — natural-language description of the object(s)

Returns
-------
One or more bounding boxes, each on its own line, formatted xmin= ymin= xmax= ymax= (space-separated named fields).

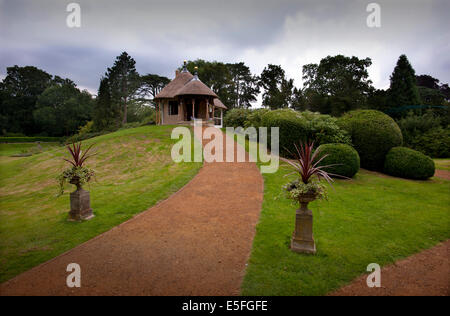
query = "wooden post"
xmin=156 ymin=101 xmax=160 ymax=125
xmin=220 ymin=109 xmax=223 ymax=127
xmin=206 ymin=99 xmax=209 ymax=121
xmin=192 ymin=99 xmax=195 ymax=120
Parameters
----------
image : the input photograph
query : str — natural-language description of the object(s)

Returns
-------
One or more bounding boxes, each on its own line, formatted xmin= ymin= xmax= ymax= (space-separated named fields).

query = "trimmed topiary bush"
xmin=223 ymin=108 xmax=251 ymax=128
xmin=261 ymin=109 xmax=351 ymax=157
xmin=338 ymin=110 xmax=403 ymax=170
xmin=384 ymin=147 xmax=435 ymax=180
xmin=316 ymin=143 xmax=360 ymax=178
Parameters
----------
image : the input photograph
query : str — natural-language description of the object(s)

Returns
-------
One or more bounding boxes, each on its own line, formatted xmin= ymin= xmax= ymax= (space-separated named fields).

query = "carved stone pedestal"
xmin=69 ymin=187 xmax=94 ymax=221
xmin=291 ymin=194 xmax=316 ymax=254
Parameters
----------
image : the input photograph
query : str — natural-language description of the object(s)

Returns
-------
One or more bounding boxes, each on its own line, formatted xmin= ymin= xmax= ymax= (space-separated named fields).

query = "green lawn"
xmin=0 ymin=142 xmax=60 ymax=156
xmin=434 ymin=159 xmax=450 ymax=171
xmin=231 ymin=132 xmax=450 ymax=296
xmin=0 ymin=125 xmax=202 ymax=282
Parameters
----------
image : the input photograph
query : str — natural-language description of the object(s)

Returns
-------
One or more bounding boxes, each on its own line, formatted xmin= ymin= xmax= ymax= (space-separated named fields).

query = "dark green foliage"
xmin=185 ymin=60 xmax=260 ymax=109
xmin=227 ymin=62 xmax=260 ymax=108
xmin=409 ymin=127 xmax=450 ymax=158
xmin=137 ymin=74 xmax=170 ymax=102
xmin=384 ymin=147 xmax=435 ymax=180
xmin=396 ymin=112 xmax=449 ymax=157
xmin=302 ymin=55 xmax=374 ymax=116
xmin=338 ymin=110 xmax=403 ymax=170
xmin=106 ymin=52 xmax=141 ymax=125
xmin=0 ymin=66 xmax=53 ymax=135
xmin=0 ymin=136 xmax=61 ymax=143
xmin=33 ymin=82 xmax=93 ymax=136
xmin=259 ymin=64 xmax=294 ymax=109
xmin=244 ymin=108 xmax=270 ymax=129
xmin=396 ymin=111 xmax=441 ymax=146
xmin=316 ymin=143 xmax=360 ymax=178
xmin=387 ymin=55 xmax=421 ymax=117
xmin=367 ymin=89 xmax=389 ymax=112
xmin=223 ymin=108 xmax=251 ymax=128
xmin=93 ymin=77 xmax=119 ymax=131
xmin=260 ymin=109 xmax=351 ymax=157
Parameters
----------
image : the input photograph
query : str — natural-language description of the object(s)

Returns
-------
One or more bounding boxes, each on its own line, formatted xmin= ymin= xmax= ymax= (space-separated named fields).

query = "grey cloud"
xmin=0 ymin=0 xmax=449 ymax=95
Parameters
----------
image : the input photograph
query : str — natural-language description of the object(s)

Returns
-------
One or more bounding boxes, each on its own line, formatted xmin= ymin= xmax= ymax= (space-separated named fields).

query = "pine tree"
xmin=93 ymin=77 xmax=117 ymax=130
xmin=106 ymin=52 xmax=140 ymax=124
xmin=387 ymin=54 xmax=421 ymax=116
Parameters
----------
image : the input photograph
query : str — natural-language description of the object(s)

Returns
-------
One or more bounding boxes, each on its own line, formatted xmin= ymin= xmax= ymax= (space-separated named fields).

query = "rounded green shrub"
xmin=384 ymin=147 xmax=435 ymax=180
xmin=261 ymin=109 xmax=351 ymax=157
xmin=338 ymin=110 xmax=403 ymax=170
xmin=316 ymin=143 xmax=360 ymax=178
xmin=223 ymin=108 xmax=251 ymax=128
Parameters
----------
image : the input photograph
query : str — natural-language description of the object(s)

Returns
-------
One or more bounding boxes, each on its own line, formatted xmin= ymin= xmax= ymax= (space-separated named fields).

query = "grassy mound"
xmin=0 ymin=125 xmax=201 ymax=282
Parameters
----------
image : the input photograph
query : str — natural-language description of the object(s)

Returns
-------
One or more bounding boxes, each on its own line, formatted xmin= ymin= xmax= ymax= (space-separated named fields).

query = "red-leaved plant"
xmin=57 ymin=142 xmax=96 ymax=195
xmin=281 ymin=141 xmax=344 ymax=201
xmin=281 ymin=141 xmax=336 ymax=185
xmin=64 ymin=142 xmax=95 ymax=167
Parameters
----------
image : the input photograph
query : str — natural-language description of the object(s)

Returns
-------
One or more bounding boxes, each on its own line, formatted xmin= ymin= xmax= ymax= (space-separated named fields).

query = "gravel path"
xmin=330 ymin=240 xmax=450 ymax=296
xmin=0 ymin=128 xmax=264 ymax=296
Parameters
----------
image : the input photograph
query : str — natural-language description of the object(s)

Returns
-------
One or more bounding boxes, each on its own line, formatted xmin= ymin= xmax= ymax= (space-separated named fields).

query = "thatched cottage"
xmin=154 ymin=61 xmax=227 ymax=126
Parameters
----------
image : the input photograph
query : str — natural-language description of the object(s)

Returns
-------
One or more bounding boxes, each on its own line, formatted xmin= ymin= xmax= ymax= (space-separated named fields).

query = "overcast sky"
xmin=1 ymin=0 xmax=449 ymax=97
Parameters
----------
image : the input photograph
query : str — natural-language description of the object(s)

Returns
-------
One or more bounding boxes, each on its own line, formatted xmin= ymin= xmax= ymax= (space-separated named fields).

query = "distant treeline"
xmin=1 ymin=52 xmax=448 ymax=138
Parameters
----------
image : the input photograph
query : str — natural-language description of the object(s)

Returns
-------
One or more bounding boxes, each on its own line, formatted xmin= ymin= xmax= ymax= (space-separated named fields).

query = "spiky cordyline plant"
xmin=281 ymin=141 xmax=336 ymax=185
xmin=57 ymin=142 xmax=96 ymax=195
xmin=64 ymin=142 xmax=95 ymax=167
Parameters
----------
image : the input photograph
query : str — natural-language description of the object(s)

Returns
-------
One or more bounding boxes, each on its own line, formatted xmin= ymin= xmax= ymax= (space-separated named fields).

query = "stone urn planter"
xmin=291 ymin=192 xmax=317 ymax=254
xmin=68 ymin=176 xmax=94 ymax=221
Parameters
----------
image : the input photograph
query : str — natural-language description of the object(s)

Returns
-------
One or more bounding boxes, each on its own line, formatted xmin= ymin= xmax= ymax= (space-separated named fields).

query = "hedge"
xmin=338 ymin=110 xmax=403 ymax=171
xmin=260 ymin=109 xmax=351 ymax=157
xmin=409 ymin=127 xmax=450 ymax=158
xmin=244 ymin=108 xmax=270 ymax=129
xmin=384 ymin=147 xmax=435 ymax=180
xmin=316 ymin=143 xmax=360 ymax=178
xmin=223 ymin=108 xmax=251 ymax=128
xmin=0 ymin=137 xmax=61 ymax=143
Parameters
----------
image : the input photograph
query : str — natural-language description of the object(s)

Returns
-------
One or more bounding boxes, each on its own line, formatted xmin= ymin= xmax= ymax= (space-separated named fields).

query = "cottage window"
xmin=169 ymin=101 xmax=178 ymax=116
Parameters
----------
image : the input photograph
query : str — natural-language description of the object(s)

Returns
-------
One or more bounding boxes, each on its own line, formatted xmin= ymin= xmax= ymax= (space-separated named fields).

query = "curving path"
xmin=0 ymin=128 xmax=264 ymax=296
xmin=330 ymin=240 xmax=450 ymax=296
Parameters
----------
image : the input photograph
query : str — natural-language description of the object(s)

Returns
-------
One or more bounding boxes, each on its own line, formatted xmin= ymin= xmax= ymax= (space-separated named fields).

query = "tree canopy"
xmin=105 ymin=52 xmax=141 ymax=124
xmin=387 ymin=54 xmax=421 ymax=117
xmin=259 ymin=64 xmax=294 ymax=110
xmin=302 ymin=55 xmax=373 ymax=116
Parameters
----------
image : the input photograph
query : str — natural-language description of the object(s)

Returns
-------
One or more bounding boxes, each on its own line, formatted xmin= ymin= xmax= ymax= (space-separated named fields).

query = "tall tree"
xmin=387 ymin=54 xmax=421 ymax=116
xmin=259 ymin=64 xmax=294 ymax=109
xmin=137 ymin=74 xmax=170 ymax=105
xmin=302 ymin=55 xmax=373 ymax=116
xmin=185 ymin=59 xmax=233 ymax=108
xmin=416 ymin=74 xmax=440 ymax=90
xmin=0 ymin=65 xmax=53 ymax=134
xmin=227 ymin=62 xmax=260 ymax=108
xmin=106 ymin=52 xmax=140 ymax=124
xmin=93 ymin=77 xmax=119 ymax=131
xmin=33 ymin=82 xmax=93 ymax=136
xmin=291 ymin=87 xmax=306 ymax=111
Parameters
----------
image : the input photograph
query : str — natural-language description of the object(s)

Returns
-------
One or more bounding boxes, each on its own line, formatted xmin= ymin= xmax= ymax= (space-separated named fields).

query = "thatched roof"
xmin=155 ymin=62 xmax=220 ymax=100
xmin=213 ymin=98 xmax=227 ymax=109
xmin=154 ymin=71 xmax=194 ymax=99
xmin=176 ymin=78 xmax=218 ymax=98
